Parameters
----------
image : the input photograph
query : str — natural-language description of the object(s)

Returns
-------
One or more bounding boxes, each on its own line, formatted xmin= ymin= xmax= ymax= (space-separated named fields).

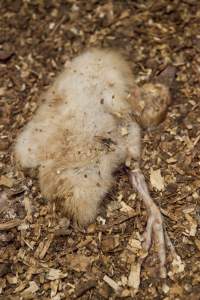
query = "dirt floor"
xmin=0 ymin=0 xmax=200 ymax=299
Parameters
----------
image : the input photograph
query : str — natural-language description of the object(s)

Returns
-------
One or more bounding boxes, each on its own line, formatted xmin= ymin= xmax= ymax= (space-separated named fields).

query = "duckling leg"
xmin=130 ymin=168 xmax=167 ymax=278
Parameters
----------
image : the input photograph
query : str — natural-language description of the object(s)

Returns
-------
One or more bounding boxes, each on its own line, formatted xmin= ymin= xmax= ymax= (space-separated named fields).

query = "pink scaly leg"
xmin=130 ymin=168 xmax=167 ymax=278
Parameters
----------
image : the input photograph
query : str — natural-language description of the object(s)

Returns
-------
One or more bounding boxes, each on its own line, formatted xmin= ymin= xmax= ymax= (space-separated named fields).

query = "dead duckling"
xmin=15 ymin=48 xmax=176 ymax=278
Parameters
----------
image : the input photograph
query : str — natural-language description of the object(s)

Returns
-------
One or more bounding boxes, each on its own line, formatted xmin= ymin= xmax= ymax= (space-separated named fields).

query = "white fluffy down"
xmin=15 ymin=48 xmax=141 ymax=225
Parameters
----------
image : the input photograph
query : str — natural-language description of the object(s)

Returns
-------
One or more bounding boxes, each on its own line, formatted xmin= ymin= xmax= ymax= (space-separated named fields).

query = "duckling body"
xmin=15 ymin=49 xmax=142 ymax=224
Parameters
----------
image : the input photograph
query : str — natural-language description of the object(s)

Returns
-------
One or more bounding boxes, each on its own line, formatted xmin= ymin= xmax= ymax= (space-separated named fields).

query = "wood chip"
xmin=0 ymin=175 xmax=14 ymax=188
xmin=150 ymin=168 xmax=165 ymax=191
xmin=184 ymin=213 xmax=197 ymax=236
xmin=195 ymin=239 xmax=200 ymax=251
xmin=72 ymin=236 xmax=93 ymax=250
xmin=103 ymin=275 xmax=121 ymax=293
xmin=120 ymin=201 xmax=135 ymax=215
xmin=0 ymin=219 xmax=21 ymax=231
xmin=66 ymin=254 xmax=94 ymax=272
xmin=128 ymin=261 xmax=141 ymax=293
xmin=168 ymin=254 xmax=185 ymax=278
xmin=21 ymin=281 xmax=39 ymax=296
xmin=50 ymin=279 xmax=59 ymax=297
xmin=46 ymin=268 xmax=67 ymax=281
xmin=24 ymin=197 xmax=32 ymax=217
xmin=14 ymin=282 xmax=27 ymax=293
xmin=0 ymin=263 xmax=11 ymax=277
xmin=75 ymin=279 xmax=96 ymax=298
xmin=6 ymin=274 xmax=18 ymax=284
xmin=35 ymin=233 xmax=54 ymax=259
xmin=128 ymin=238 xmax=142 ymax=252
xmin=162 ymin=283 xmax=170 ymax=294
xmin=101 ymin=235 xmax=120 ymax=252
xmin=0 ymin=192 xmax=8 ymax=213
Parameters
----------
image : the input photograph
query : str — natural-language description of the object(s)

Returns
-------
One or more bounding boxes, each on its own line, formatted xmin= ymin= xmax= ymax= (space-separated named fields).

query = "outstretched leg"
xmin=130 ymin=167 xmax=167 ymax=278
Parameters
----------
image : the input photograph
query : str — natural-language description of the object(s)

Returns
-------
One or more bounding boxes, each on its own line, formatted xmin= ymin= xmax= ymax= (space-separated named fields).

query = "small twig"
xmin=160 ymin=208 xmax=177 ymax=221
xmin=97 ymin=211 xmax=138 ymax=232
xmin=51 ymin=15 xmax=67 ymax=36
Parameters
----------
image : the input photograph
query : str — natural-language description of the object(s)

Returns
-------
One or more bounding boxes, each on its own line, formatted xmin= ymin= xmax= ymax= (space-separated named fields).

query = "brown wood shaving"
xmin=0 ymin=219 xmax=21 ymax=231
